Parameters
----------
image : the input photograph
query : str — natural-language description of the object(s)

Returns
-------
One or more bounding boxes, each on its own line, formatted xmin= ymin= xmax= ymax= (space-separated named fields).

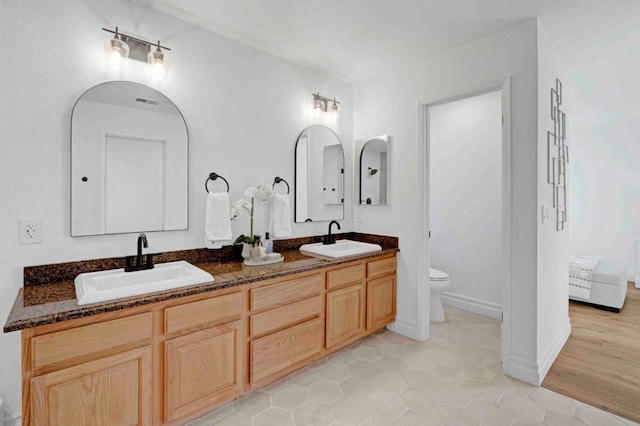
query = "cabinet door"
xmin=165 ymin=320 xmax=243 ymax=423
xmin=326 ymin=283 xmax=365 ymax=349
xmin=30 ymin=347 xmax=152 ymax=426
xmin=367 ymin=275 xmax=396 ymax=330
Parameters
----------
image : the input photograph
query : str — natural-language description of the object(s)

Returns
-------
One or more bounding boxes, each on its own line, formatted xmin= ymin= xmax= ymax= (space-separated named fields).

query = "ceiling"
xmin=147 ymin=0 xmax=639 ymax=120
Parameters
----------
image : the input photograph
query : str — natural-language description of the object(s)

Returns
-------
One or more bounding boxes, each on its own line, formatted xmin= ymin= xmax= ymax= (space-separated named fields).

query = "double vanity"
xmin=4 ymin=233 xmax=398 ymax=426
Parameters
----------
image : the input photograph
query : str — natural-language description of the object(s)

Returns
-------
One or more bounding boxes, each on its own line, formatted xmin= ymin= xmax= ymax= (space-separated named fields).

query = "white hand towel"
xmin=271 ymin=193 xmax=292 ymax=238
xmin=205 ymin=192 xmax=232 ymax=249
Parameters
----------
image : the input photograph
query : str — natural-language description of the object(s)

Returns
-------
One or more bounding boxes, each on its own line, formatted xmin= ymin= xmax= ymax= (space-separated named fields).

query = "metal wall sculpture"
xmin=548 ymin=78 xmax=568 ymax=231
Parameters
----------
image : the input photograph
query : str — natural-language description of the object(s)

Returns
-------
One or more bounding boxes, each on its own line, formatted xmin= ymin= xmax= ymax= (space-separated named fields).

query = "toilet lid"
xmin=430 ymin=268 xmax=449 ymax=281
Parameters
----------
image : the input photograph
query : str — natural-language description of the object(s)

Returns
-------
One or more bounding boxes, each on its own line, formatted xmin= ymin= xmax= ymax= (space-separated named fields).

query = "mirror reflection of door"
xmin=71 ymin=81 xmax=189 ymax=236
xmin=359 ymin=136 xmax=390 ymax=206
xmin=294 ymin=125 xmax=345 ymax=222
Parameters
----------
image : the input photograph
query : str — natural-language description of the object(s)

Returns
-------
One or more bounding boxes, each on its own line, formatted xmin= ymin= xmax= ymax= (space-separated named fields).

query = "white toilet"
xmin=430 ymin=268 xmax=451 ymax=322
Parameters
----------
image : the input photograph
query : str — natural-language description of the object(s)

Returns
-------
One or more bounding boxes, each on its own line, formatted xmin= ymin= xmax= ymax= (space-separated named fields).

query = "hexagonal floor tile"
xmin=330 ymin=396 xmax=371 ymax=424
xmin=317 ymin=363 xmax=351 ymax=383
xmin=400 ymin=369 xmax=437 ymax=390
xmin=352 ymin=345 xmax=383 ymax=361
xmin=271 ymin=384 xmax=308 ymax=410
xmin=434 ymin=405 xmax=480 ymax=426
xmin=466 ymin=400 xmax=513 ymax=426
xmin=293 ymin=402 xmax=334 ymax=426
xmin=340 ymin=376 xmax=376 ymax=399
xmin=362 ymin=390 xmax=408 ymax=420
xmin=529 ymin=387 xmax=578 ymax=416
xmin=347 ymin=360 xmax=382 ymax=378
xmin=253 ymin=407 xmax=294 ymax=426
xmin=307 ymin=380 xmax=344 ymax=405
xmin=399 ymin=387 xmax=440 ymax=413
xmin=499 ymin=394 xmax=546 ymax=421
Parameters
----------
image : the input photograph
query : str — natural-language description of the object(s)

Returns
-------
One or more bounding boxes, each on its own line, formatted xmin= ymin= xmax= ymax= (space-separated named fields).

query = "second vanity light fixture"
xmin=313 ymin=92 xmax=340 ymax=116
xmin=102 ymin=27 xmax=171 ymax=80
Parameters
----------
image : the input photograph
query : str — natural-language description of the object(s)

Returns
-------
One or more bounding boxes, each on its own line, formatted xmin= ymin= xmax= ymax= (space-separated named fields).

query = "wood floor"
xmin=543 ymin=282 xmax=640 ymax=423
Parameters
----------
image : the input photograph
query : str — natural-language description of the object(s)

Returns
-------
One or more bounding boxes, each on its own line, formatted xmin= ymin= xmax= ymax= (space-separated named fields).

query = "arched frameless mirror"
xmin=359 ymin=135 xmax=389 ymax=205
xmin=71 ymin=81 xmax=189 ymax=236
xmin=294 ymin=125 xmax=345 ymax=222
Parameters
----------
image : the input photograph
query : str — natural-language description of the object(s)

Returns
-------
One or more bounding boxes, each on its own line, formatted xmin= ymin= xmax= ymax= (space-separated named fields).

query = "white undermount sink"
xmin=300 ymin=239 xmax=382 ymax=259
xmin=74 ymin=260 xmax=214 ymax=306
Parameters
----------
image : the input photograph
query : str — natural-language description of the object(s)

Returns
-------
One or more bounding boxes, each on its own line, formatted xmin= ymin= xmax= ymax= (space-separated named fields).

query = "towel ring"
xmin=205 ymin=172 xmax=230 ymax=193
xmin=272 ymin=176 xmax=290 ymax=194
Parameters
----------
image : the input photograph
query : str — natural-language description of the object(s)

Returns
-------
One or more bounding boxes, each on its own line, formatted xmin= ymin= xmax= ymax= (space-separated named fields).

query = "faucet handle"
xmin=145 ymin=253 xmax=155 ymax=270
xmin=125 ymin=256 xmax=134 ymax=272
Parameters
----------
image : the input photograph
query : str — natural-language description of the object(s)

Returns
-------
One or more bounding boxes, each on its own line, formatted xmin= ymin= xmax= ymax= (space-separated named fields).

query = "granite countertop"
xmin=4 ymin=233 xmax=398 ymax=333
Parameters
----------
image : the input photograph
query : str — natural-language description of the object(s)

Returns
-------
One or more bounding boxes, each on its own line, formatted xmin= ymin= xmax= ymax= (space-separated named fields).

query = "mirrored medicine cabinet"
xmin=71 ymin=81 xmax=189 ymax=236
xmin=358 ymin=135 xmax=390 ymax=206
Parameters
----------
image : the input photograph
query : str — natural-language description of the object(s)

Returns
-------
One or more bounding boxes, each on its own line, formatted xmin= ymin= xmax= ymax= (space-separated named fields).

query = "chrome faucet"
xmin=125 ymin=233 xmax=154 ymax=272
xmin=322 ymin=220 xmax=341 ymax=245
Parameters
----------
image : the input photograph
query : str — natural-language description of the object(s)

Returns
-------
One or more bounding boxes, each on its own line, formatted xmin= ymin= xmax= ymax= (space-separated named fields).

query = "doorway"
xmin=417 ymin=79 xmax=512 ymax=365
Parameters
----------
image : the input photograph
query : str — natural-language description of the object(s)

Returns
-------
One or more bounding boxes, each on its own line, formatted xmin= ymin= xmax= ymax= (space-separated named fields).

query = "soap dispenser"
xmin=264 ymin=232 xmax=273 ymax=254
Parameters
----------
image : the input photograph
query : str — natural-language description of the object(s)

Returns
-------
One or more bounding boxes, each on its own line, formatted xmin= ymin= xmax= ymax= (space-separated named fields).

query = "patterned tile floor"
xmin=189 ymin=306 xmax=637 ymax=426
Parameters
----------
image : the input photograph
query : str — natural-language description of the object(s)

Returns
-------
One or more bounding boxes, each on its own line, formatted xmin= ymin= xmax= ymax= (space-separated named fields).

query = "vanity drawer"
xmin=367 ymin=256 xmax=396 ymax=278
xmin=165 ymin=292 xmax=243 ymax=335
xmin=32 ymin=312 xmax=152 ymax=370
xmin=250 ymin=295 xmax=322 ymax=338
xmin=250 ymin=317 xmax=323 ymax=384
xmin=326 ymin=263 xmax=365 ymax=290
xmin=251 ymin=273 xmax=322 ymax=312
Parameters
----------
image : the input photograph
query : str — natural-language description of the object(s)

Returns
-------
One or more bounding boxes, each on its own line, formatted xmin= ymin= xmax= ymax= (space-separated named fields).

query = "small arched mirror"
xmin=359 ymin=135 xmax=389 ymax=205
xmin=71 ymin=81 xmax=189 ymax=236
xmin=294 ymin=125 xmax=345 ymax=222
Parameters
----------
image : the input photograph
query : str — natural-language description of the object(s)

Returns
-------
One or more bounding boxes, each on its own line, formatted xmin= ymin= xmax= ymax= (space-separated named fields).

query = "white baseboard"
xmin=503 ymin=354 xmax=540 ymax=386
xmin=440 ymin=292 xmax=502 ymax=320
xmin=503 ymin=318 xmax=571 ymax=386
xmin=626 ymin=270 xmax=635 ymax=282
xmin=387 ymin=318 xmax=419 ymax=340
xmin=538 ymin=318 xmax=571 ymax=384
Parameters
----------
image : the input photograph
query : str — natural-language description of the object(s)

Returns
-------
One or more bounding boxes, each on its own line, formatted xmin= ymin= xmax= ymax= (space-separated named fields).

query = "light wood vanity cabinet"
xmin=22 ymin=253 xmax=396 ymax=425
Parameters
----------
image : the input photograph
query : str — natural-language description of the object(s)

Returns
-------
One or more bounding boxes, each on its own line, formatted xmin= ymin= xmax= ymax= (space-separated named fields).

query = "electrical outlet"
xmin=19 ymin=218 xmax=43 ymax=244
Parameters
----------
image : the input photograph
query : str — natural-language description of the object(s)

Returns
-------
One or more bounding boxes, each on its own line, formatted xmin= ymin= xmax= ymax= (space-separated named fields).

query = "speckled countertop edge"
xmin=4 ymin=247 xmax=399 ymax=333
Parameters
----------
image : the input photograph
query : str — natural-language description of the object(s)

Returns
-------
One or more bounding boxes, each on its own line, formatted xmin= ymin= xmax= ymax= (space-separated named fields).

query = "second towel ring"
xmin=272 ymin=176 xmax=290 ymax=194
xmin=205 ymin=172 xmax=230 ymax=193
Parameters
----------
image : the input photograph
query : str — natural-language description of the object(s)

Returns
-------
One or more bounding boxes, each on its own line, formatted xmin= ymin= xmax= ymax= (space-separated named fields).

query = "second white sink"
xmin=75 ymin=260 xmax=214 ymax=306
xmin=300 ymin=239 xmax=382 ymax=259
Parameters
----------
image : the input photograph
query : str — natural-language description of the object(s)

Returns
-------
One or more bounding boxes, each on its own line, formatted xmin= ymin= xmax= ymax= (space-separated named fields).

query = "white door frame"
xmin=416 ymin=77 xmax=512 ymax=364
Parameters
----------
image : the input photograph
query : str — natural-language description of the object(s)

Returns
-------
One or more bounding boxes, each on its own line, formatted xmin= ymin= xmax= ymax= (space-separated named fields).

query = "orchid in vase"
xmin=231 ymin=182 xmax=275 ymax=247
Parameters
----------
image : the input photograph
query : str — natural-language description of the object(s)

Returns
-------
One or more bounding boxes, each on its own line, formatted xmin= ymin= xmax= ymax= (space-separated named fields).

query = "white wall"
xmin=0 ymin=0 xmax=353 ymax=420
xmin=354 ymin=19 xmax=544 ymax=383
xmin=430 ymin=91 xmax=503 ymax=307
xmin=536 ymin=20 xmax=570 ymax=381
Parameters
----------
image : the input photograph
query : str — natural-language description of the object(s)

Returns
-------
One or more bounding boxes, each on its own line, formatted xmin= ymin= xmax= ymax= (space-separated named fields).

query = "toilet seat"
xmin=430 ymin=268 xmax=449 ymax=281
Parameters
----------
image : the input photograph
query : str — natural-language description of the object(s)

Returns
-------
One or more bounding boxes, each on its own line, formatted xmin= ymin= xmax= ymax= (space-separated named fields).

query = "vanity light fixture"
xmin=102 ymin=27 xmax=171 ymax=79
xmin=312 ymin=92 xmax=340 ymax=115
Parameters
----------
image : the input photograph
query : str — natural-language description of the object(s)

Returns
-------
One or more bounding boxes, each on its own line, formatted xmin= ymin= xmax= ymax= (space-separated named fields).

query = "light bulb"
xmin=104 ymin=28 xmax=129 ymax=70
xmin=147 ymin=42 xmax=169 ymax=80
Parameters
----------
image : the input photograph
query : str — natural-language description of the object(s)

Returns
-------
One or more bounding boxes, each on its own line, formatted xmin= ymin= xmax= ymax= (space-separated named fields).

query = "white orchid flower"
xmin=244 ymin=186 xmax=257 ymax=198
xmin=230 ymin=199 xmax=252 ymax=220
